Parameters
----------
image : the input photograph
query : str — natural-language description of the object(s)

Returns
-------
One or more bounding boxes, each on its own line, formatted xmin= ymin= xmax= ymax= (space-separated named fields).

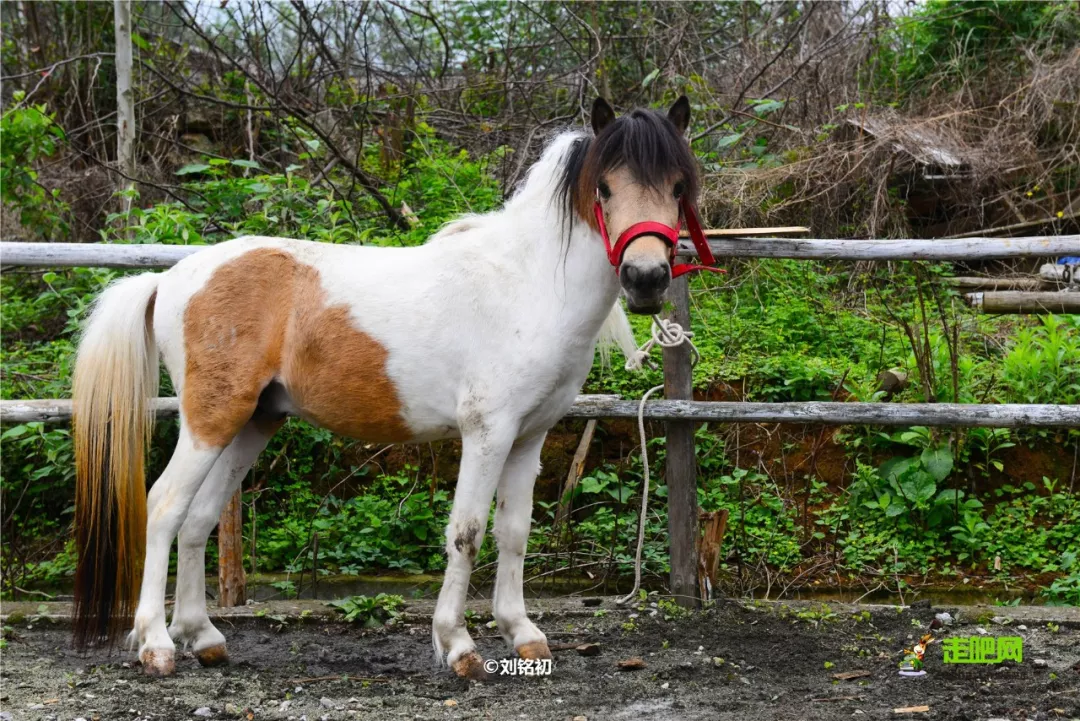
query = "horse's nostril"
xmin=622 ymin=263 xmax=670 ymax=292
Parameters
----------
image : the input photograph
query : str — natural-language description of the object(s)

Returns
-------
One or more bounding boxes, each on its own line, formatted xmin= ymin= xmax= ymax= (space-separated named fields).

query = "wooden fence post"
xmin=217 ymin=489 xmax=246 ymax=607
xmin=663 ymin=267 xmax=700 ymax=608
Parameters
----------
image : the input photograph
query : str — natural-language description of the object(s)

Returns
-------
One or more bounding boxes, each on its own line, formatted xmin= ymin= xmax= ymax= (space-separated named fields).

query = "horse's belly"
xmin=281 ymin=303 xmax=416 ymax=443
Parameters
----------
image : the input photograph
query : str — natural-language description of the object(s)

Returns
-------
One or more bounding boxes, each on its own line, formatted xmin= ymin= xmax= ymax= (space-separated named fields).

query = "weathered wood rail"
xmin=4 ymin=396 xmax=1078 ymax=428
xmin=3 ymin=234 xmax=1078 ymax=269
xmin=966 ymin=291 xmax=1080 ymax=314
xmin=944 ymin=277 xmax=1062 ymax=292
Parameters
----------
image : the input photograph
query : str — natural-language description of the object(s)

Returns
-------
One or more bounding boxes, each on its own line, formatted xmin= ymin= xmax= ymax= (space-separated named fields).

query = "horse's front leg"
xmin=433 ymin=418 xmax=517 ymax=679
xmin=492 ymin=433 xmax=551 ymax=660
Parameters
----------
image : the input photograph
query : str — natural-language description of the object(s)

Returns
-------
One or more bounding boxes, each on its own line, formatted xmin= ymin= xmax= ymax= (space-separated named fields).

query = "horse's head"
xmin=576 ymin=96 xmax=699 ymax=314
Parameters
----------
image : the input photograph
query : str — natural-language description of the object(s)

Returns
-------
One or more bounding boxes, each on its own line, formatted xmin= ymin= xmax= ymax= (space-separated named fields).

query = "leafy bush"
xmin=1000 ymin=315 xmax=1080 ymax=405
xmin=329 ymin=593 xmax=405 ymax=627
xmin=0 ymin=97 xmax=69 ymax=238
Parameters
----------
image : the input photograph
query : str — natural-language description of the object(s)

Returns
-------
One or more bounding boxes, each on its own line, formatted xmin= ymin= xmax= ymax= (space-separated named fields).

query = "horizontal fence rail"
xmin=966 ymin=290 xmax=1080 ymax=314
xmin=675 ymin=235 xmax=1080 ymax=260
xmin=3 ymin=397 xmax=1078 ymax=428
xmin=3 ymin=235 xmax=1079 ymax=270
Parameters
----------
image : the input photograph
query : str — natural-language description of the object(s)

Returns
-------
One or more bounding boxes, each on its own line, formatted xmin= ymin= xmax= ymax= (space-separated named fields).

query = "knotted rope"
xmin=616 ymin=315 xmax=698 ymax=606
xmin=624 ymin=316 xmax=699 ymax=371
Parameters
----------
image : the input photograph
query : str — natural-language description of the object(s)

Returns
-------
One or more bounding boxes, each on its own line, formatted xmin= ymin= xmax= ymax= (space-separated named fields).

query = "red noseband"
xmin=593 ymin=195 xmax=726 ymax=278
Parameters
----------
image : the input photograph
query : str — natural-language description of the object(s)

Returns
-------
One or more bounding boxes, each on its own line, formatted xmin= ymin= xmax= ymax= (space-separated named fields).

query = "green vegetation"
xmin=329 ymin=593 xmax=405 ymax=627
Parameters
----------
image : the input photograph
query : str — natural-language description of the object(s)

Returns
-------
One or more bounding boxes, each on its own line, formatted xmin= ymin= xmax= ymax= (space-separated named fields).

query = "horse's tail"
xmin=72 ymin=272 xmax=160 ymax=649
xmin=598 ymin=300 xmax=642 ymax=371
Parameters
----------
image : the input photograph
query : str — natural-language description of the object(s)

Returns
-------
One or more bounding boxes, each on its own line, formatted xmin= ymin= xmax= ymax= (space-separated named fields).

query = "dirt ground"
xmin=2 ymin=598 xmax=1078 ymax=721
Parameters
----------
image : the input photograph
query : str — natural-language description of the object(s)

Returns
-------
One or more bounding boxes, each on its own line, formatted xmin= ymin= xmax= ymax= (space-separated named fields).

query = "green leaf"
xmin=921 ymin=446 xmax=953 ymax=482
xmin=750 ymin=99 xmax=785 ymax=115
xmin=934 ymin=489 xmax=962 ymax=505
xmin=1 ymin=424 xmax=29 ymax=440
xmin=885 ymin=503 xmax=907 ymax=518
xmin=716 ymin=132 xmax=744 ymax=148
xmin=175 ymin=163 xmax=211 ymax=176
xmin=131 ymin=32 xmax=150 ymax=51
xmin=899 ymin=471 xmax=937 ymax=506
xmin=878 ymin=456 xmax=914 ymax=483
xmin=231 ymin=159 xmax=262 ymax=169
xmin=641 ymin=68 xmax=661 ymax=89
xmin=580 ymin=476 xmax=606 ymax=494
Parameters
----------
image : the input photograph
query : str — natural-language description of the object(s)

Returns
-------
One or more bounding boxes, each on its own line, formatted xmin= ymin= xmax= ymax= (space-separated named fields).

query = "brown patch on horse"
xmin=182 ymin=248 xmax=411 ymax=448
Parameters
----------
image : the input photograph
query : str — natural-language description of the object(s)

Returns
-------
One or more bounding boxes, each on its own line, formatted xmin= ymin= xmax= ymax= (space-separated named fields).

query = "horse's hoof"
xmin=139 ymin=648 xmax=176 ymax=677
xmin=451 ymin=651 xmax=489 ymax=681
xmin=516 ymin=640 xmax=552 ymax=660
xmin=195 ymin=643 xmax=229 ymax=667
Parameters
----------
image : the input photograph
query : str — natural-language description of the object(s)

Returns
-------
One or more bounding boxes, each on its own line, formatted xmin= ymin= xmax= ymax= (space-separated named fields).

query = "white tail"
xmin=72 ymin=272 xmax=160 ymax=647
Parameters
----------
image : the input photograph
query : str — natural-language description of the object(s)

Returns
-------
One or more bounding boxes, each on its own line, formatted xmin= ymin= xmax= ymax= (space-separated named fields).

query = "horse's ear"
xmin=667 ymin=95 xmax=691 ymax=136
xmin=591 ymin=97 xmax=616 ymax=135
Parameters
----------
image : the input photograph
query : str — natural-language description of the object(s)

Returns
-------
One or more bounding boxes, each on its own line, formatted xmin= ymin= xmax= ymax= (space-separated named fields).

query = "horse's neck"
xmin=513 ymin=207 xmax=621 ymax=341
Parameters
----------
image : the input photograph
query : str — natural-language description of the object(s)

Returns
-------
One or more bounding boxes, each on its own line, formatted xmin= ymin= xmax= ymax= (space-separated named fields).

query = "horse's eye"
xmin=598 ymin=181 xmax=611 ymax=200
xmin=673 ymin=181 xmax=686 ymax=199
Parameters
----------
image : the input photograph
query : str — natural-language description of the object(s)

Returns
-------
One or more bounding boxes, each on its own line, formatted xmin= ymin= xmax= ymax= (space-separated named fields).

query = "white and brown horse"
xmin=72 ymin=97 xmax=702 ymax=678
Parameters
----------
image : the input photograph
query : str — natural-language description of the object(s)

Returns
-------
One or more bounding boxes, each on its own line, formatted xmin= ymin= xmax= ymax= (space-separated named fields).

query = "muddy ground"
xmin=2 ymin=598 xmax=1078 ymax=721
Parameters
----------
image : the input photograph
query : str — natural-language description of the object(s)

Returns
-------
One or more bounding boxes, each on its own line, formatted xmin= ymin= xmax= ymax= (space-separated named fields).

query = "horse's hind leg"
xmin=168 ymin=420 xmax=279 ymax=666
xmin=433 ymin=418 xmax=517 ymax=679
xmin=492 ymin=433 xmax=550 ymax=660
xmin=133 ymin=422 xmax=224 ymax=676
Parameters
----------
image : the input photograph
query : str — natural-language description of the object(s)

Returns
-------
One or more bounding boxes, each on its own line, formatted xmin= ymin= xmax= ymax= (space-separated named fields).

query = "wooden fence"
xmin=2 ymin=236 xmax=1079 ymax=608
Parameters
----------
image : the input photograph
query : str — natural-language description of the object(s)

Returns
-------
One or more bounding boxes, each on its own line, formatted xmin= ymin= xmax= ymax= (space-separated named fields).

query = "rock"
xmin=934 ymin=612 xmax=954 ymax=626
xmin=660 ymin=682 xmax=670 ymax=689
xmin=320 ymin=698 xmax=334 ymax=709
xmin=975 ymin=627 xmax=989 ymax=635
xmin=28 ymin=705 xmax=45 ymax=711
xmin=712 ymin=657 xmax=725 ymax=668
xmin=0 ymin=713 xmax=12 ymax=721
xmin=990 ymin=616 xmax=1012 ymax=625
xmin=573 ymin=716 xmax=588 ymax=721
xmin=279 ymin=700 xmax=292 ymax=712
xmin=193 ymin=708 xmax=213 ymax=718
xmin=617 ymin=657 xmax=647 ymax=671
xmin=1033 ymin=659 xmax=1048 ymax=668
xmin=444 ymin=699 xmax=458 ymax=707
xmin=575 ymin=643 xmax=601 ymax=657
xmin=1016 ymin=624 xmax=1027 ymax=631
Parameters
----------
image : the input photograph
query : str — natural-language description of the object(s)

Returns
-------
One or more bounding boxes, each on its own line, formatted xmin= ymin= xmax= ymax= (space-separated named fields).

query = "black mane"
xmin=556 ymin=107 xmax=700 ymax=229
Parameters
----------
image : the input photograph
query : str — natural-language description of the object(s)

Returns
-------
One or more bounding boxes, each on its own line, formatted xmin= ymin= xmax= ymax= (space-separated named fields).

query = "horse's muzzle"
xmin=620 ymin=260 xmax=671 ymax=315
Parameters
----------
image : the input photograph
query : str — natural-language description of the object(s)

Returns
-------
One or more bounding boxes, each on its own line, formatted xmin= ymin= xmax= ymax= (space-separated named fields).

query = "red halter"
xmin=593 ymin=194 xmax=726 ymax=278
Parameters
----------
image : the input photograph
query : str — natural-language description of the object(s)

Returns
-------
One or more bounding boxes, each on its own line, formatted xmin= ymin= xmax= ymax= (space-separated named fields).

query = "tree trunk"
xmin=113 ymin=0 xmax=135 ymax=208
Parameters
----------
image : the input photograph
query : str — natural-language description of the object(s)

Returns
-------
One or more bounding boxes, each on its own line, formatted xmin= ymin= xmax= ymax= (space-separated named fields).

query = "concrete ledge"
xmin=4 ymin=596 xmax=1079 ymax=627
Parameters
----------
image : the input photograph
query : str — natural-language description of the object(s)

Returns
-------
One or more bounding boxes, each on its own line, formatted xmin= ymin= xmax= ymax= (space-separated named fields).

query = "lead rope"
xmin=616 ymin=315 xmax=699 ymax=606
